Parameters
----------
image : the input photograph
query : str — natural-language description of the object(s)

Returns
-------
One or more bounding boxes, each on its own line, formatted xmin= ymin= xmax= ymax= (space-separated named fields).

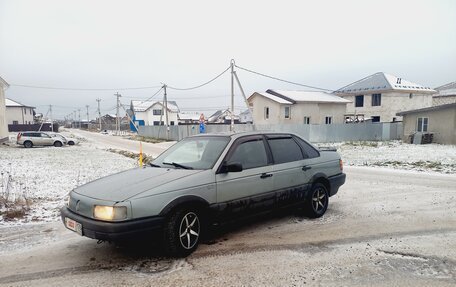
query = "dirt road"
xmin=1 ymin=166 xmax=455 ymax=286
xmin=68 ymin=129 xmax=175 ymax=157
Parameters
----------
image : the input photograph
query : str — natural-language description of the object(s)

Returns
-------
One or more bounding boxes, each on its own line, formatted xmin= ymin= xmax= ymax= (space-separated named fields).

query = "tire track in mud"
xmin=194 ymin=227 xmax=456 ymax=258
xmin=0 ymin=258 xmax=188 ymax=284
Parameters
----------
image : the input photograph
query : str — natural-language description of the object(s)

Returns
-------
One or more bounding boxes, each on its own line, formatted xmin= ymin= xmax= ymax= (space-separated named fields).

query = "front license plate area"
xmin=65 ymin=217 xmax=83 ymax=236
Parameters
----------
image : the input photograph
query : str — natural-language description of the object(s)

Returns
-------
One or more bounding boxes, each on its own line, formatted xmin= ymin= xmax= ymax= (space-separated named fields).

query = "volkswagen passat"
xmin=61 ymin=132 xmax=345 ymax=257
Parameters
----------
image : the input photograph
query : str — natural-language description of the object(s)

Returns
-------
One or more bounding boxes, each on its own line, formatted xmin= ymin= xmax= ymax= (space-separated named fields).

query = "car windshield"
xmin=152 ymin=136 xmax=230 ymax=170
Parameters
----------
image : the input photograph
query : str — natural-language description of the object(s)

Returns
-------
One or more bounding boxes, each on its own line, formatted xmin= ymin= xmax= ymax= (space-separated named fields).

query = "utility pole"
xmin=49 ymin=105 xmax=53 ymax=132
xmin=78 ymin=108 xmax=81 ymax=129
xmin=163 ymin=85 xmax=169 ymax=140
xmin=115 ymin=92 xmax=121 ymax=135
xmin=73 ymin=110 xmax=76 ymax=128
xmin=86 ymin=105 xmax=89 ymax=130
xmin=230 ymin=60 xmax=235 ymax=131
xmin=96 ymin=98 xmax=102 ymax=131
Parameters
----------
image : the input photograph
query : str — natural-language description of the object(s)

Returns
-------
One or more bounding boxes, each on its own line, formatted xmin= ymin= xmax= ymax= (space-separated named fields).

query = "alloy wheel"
xmin=312 ymin=187 xmax=327 ymax=213
xmin=178 ymin=212 xmax=200 ymax=250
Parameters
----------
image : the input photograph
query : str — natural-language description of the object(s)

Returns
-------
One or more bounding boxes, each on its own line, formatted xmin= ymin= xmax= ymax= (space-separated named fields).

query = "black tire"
xmin=305 ymin=183 xmax=329 ymax=218
xmin=68 ymin=141 xmax=75 ymax=145
xmin=163 ymin=207 xmax=202 ymax=257
xmin=24 ymin=141 xmax=33 ymax=148
xmin=54 ymin=141 xmax=63 ymax=147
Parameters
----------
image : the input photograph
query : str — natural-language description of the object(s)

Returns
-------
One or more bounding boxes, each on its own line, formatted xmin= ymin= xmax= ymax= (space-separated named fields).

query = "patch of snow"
xmin=0 ymin=144 xmax=136 ymax=226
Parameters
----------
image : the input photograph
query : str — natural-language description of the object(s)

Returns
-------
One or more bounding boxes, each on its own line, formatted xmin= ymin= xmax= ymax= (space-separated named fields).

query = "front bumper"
xmin=60 ymin=206 xmax=164 ymax=241
xmin=328 ymin=173 xmax=346 ymax=196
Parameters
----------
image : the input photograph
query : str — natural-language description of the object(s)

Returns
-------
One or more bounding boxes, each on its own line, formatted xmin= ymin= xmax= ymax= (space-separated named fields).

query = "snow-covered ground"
xmin=1 ymin=134 xmax=455 ymax=227
xmin=0 ymin=143 xmax=136 ymax=225
xmin=326 ymin=141 xmax=456 ymax=174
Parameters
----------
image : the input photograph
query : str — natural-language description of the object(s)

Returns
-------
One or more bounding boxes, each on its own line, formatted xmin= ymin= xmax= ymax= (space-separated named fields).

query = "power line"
xmin=234 ymin=64 xmax=333 ymax=92
xmin=166 ymin=65 xmax=231 ymax=91
xmin=10 ymin=84 xmax=163 ymax=91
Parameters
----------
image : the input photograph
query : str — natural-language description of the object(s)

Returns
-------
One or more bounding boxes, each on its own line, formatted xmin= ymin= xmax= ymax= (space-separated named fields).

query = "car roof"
xmin=189 ymin=131 xmax=298 ymax=140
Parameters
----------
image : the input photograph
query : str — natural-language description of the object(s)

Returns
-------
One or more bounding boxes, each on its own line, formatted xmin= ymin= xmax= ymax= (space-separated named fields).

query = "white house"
xmin=335 ymin=72 xmax=436 ymax=123
xmin=5 ymin=98 xmax=35 ymax=125
xmin=247 ymin=89 xmax=350 ymax=125
xmin=131 ymin=100 xmax=179 ymax=126
xmin=433 ymin=81 xmax=456 ymax=106
xmin=0 ymin=76 xmax=8 ymax=141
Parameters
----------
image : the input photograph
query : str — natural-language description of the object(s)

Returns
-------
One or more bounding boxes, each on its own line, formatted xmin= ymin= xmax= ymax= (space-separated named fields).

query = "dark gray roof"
xmin=435 ymin=81 xmax=456 ymax=91
xmin=396 ymin=103 xmax=456 ymax=116
xmin=335 ymin=72 xmax=435 ymax=94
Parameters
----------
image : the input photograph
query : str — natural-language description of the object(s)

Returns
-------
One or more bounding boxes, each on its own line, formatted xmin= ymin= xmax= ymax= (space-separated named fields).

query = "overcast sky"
xmin=1 ymin=0 xmax=455 ymax=119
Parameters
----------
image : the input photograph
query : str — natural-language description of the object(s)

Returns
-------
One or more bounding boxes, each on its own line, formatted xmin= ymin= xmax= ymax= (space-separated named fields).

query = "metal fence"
xmin=138 ymin=122 xmax=403 ymax=143
xmin=8 ymin=123 xmax=59 ymax=132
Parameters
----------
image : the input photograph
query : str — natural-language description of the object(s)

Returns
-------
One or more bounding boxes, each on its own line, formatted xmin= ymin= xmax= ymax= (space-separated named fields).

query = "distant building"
xmin=178 ymin=112 xmax=202 ymax=124
xmin=397 ymin=103 xmax=456 ymax=145
xmin=239 ymin=109 xmax=253 ymax=124
xmin=5 ymin=98 xmax=35 ymax=125
xmin=433 ymin=81 xmax=456 ymax=106
xmin=247 ymin=89 xmax=350 ymax=125
xmin=0 ymin=76 xmax=8 ymax=141
xmin=131 ymin=100 xmax=179 ymax=126
xmin=207 ymin=109 xmax=240 ymax=124
xmin=335 ymin=72 xmax=436 ymax=123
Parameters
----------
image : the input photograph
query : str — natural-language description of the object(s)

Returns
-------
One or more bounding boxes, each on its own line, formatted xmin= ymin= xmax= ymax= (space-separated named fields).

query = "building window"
xmin=372 ymin=94 xmax=382 ymax=106
xmin=24 ymin=108 xmax=27 ymax=115
xmin=264 ymin=107 xmax=269 ymax=119
xmin=371 ymin=116 xmax=380 ymax=122
xmin=170 ymin=121 xmax=175 ymax=126
xmin=153 ymin=121 xmax=164 ymax=126
xmin=417 ymin=117 xmax=428 ymax=132
xmin=325 ymin=116 xmax=332 ymax=124
xmin=303 ymin=117 xmax=310 ymax=124
xmin=153 ymin=109 xmax=163 ymax=115
xmin=13 ymin=120 xmax=18 ymax=125
xmin=355 ymin=95 xmax=364 ymax=107
xmin=284 ymin=106 xmax=290 ymax=119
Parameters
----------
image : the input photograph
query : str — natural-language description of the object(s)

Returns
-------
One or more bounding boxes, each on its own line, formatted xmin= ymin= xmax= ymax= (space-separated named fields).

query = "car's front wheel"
xmin=68 ymin=141 xmax=75 ymax=145
xmin=306 ymin=183 xmax=329 ymax=218
xmin=163 ymin=207 xmax=202 ymax=257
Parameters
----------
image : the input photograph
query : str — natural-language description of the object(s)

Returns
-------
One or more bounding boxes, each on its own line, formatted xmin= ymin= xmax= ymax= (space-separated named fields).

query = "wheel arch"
xmin=311 ymin=173 xmax=331 ymax=194
xmin=159 ymin=195 xmax=210 ymax=217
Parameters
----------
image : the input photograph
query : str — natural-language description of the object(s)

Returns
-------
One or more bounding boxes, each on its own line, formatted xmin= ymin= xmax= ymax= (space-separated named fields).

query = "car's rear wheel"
xmin=163 ymin=207 xmax=201 ymax=257
xmin=54 ymin=141 xmax=63 ymax=147
xmin=305 ymin=183 xmax=329 ymax=218
xmin=24 ymin=141 xmax=33 ymax=148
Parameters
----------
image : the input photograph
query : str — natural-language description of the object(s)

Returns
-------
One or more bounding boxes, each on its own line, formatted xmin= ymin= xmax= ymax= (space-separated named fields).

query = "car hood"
xmin=73 ymin=167 xmax=205 ymax=202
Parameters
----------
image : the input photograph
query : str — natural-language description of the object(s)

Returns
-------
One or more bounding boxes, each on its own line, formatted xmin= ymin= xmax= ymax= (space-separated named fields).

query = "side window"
xmin=267 ymin=137 xmax=303 ymax=164
xmin=294 ymin=136 xmax=320 ymax=159
xmin=229 ymin=139 xmax=268 ymax=169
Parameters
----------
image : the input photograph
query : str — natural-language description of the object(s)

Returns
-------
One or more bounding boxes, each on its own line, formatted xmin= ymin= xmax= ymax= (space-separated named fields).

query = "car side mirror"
xmin=221 ymin=162 xmax=243 ymax=173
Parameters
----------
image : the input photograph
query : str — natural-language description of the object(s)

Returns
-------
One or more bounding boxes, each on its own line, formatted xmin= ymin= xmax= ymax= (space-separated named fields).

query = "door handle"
xmin=302 ymin=166 xmax=312 ymax=171
xmin=260 ymin=173 xmax=273 ymax=179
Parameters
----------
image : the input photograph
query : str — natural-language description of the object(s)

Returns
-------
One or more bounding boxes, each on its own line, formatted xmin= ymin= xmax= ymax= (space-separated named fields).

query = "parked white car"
xmin=49 ymin=133 xmax=79 ymax=145
xmin=17 ymin=131 xmax=66 ymax=148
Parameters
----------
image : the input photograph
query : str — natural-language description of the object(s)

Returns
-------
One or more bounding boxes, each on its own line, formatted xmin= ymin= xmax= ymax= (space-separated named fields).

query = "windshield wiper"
xmin=149 ymin=163 xmax=161 ymax=168
xmin=162 ymin=162 xmax=193 ymax=170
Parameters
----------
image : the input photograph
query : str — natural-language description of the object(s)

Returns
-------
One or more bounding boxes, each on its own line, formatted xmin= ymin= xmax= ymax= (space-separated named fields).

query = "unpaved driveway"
xmin=1 ymin=166 xmax=455 ymax=286
xmin=68 ymin=129 xmax=175 ymax=157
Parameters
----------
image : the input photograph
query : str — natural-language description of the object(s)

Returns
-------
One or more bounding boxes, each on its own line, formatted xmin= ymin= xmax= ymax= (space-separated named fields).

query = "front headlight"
xmin=93 ymin=205 xmax=127 ymax=221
